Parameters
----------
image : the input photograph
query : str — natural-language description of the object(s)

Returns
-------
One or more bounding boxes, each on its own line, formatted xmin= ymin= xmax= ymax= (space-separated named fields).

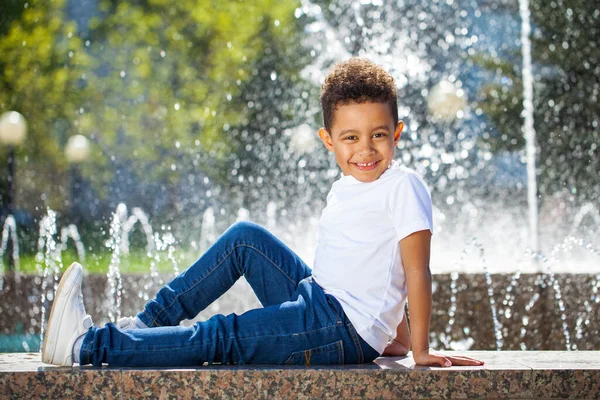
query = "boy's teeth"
xmin=356 ymin=161 xmax=376 ymax=166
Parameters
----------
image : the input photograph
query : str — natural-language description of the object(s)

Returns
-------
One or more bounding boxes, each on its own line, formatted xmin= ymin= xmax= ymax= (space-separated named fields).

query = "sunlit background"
xmin=0 ymin=0 xmax=598 ymax=274
xmin=0 ymin=0 xmax=599 ymax=354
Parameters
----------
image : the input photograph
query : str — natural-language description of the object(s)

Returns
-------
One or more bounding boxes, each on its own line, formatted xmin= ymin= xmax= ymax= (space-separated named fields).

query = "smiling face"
xmin=319 ymin=102 xmax=403 ymax=183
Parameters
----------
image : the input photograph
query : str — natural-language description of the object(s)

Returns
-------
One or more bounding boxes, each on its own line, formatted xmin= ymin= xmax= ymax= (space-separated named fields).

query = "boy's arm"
xmin=382 ymin=314 xmax=410 ymax=356
xmin=401 ymin=230 xmax=484 ymax=367
xmin=401 ymin=230 xmax=433 ymax=360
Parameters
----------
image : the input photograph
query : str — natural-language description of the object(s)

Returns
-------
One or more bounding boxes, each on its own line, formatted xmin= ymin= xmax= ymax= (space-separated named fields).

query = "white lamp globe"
xmin=65 ymin=135 xmax=90 ymax=163
xmin=427 ymin=80 xmax=467 ymax=120
xmin=289 ymin=124 xmax=316 ymax=154
xmin=0 ymin=111 xmax=28 ymax=146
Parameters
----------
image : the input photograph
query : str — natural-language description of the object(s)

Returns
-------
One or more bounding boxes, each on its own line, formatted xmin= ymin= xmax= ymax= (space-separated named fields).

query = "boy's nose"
xmin=357 ymin=139 xmax=376 ymax=155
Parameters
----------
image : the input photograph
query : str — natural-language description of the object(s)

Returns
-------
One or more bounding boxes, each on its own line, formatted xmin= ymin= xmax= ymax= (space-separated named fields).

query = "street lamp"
xmin=65 ymin=134 xmax=90 ymax=163
xmin=427 ymin=80 xmax=467 ymax=120
xmin=0 ymin=111 xmax=27 ymax=271
xmin=288 ymin=124 xmax=316 ymax=154
xmin=65 ymin=135 xmax=90 ymax=223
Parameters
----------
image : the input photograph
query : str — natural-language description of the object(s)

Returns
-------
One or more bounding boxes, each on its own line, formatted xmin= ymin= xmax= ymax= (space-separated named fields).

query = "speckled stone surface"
xmin=2 ymin=351 xmax=599 ymax=399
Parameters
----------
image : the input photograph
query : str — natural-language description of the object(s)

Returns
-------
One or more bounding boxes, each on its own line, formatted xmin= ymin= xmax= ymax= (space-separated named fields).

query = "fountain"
xmin=0 ymin=0 xmax=596 ymax=353
xmin=0 ymin=202 xmax=597 ymax=353
xmin=0 ymin=0 xmax=599 ymax=397
xmin=0 ymin=215 xmax=19 ymax=290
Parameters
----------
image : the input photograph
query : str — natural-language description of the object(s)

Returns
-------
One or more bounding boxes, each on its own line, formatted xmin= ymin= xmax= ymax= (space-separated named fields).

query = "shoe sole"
xmin=41 ymin=262 xmax=83 ymax=365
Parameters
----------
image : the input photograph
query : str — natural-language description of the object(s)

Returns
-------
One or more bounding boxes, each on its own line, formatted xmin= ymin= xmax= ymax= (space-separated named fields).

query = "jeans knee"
xmin=225 ymin=220 xmax=266 ymax=242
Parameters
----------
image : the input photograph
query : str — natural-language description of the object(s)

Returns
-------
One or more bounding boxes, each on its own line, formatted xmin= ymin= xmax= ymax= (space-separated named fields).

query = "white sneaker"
xmin=41 ymin=262 xmax=93 ymax=366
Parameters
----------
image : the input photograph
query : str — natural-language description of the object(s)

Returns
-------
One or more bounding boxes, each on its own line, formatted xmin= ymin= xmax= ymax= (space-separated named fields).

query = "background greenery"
xmin=16 ymin=248 xmax=197 ymax=274
xmin=0 ymin=0 xmax=317 ymax=228
xmin=0 ymin=0 xmax=597 ymax=264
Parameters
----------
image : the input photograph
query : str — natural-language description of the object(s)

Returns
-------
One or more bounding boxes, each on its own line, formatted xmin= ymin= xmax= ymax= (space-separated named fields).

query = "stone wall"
xmin=4 ymin=351 xmax=600 ymax=399
xmin=1 ymin=272 xmax=598 ymax=350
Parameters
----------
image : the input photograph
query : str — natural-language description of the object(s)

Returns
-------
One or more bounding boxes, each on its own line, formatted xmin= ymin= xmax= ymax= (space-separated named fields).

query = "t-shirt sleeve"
xmin=387 ymin=171 xmax=434 ymax=241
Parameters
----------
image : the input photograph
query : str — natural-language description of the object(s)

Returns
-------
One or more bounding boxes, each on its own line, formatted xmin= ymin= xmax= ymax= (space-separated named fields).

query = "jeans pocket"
xmin=284 ymin=340 xmax=344 ymax=366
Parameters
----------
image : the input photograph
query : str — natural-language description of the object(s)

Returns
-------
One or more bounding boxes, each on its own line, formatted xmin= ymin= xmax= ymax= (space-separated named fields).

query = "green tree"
xmin=0 ymin=0 xmax=93 ymax=212
xmin=0 ymin=0 xmax=307 ymax=222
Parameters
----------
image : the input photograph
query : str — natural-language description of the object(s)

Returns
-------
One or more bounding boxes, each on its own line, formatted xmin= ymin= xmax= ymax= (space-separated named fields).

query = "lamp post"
xmin=65 ymin=135 xmax=90 ymax=223
xmin=0 ymin=111 xmax=28 ymax=271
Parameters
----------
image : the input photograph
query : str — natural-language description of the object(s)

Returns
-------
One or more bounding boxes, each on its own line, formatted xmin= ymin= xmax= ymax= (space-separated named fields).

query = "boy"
xmin=42 ymin=58 xmax=483 ymax=368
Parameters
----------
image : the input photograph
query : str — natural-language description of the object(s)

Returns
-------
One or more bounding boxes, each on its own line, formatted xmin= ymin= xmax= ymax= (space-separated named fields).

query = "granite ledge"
xmin=1 ymin=351 xmax=599 ymax=399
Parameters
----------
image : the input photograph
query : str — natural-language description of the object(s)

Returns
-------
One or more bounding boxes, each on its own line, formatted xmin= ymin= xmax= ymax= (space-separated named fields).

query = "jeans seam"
xmin=346 ymin=322 xmax=364 ymax=363
xmin=325 ymin=296 xmax=343 ymax=325
xmin=80 ymin=337 xmax=93 ymax=364
xmin=95 ymin=344 xmax=216 ymax=354
xmin=88 ymin=325 xmax=339 ymax=357
xmin=149 ymin=243 xmax=299 ymax=326
xmin=238 ymin=242 xmax=299 ymax=285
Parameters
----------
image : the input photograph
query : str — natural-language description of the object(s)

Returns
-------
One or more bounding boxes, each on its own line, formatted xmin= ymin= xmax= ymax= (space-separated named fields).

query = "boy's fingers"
xmin=416 ymin=352 xmax=484 ymax=367
xmin=448 ymin=355 xmax=481 ymax=361
xmin=452 ymin=360 xmax=483 ymax=366
xmin=447 ymin=356 xmax=484 ymax=366
xmin=451 ymin=355 xmax=484 ymax=363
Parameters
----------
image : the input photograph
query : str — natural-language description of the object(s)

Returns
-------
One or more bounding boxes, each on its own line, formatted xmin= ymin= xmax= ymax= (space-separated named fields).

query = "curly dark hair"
xmin=320 ymin=58 xmax=398 ymax=132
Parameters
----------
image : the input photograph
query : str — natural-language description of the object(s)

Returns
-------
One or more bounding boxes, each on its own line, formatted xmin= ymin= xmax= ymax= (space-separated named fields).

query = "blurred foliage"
xmin=0 ymin=0 xmax=309 ymax=223
xmin=220 ymin=18 xmax=325 ymax=220
xmin=476 ymin=0 xmax=599 ymax=203
xmin=11 ymin=248 xmax=198 ymax=274
xmin=0 ymin=0 xmax=92 ymax=212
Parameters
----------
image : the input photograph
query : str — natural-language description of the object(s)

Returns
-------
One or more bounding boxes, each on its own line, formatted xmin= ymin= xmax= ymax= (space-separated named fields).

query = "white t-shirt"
xmin=312 ymin=160 xmax=433 ymax=354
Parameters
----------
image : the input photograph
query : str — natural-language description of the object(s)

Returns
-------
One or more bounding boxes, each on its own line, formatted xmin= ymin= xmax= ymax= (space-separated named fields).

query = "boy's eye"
xmin=374 ymin=132 xmax=387 ymax=138
xmin=344 ymin=135 xmax=357 ymax=140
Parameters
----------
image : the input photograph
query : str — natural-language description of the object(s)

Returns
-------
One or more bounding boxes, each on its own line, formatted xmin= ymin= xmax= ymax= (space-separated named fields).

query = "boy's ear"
xmin=318 ymin=128 xmax=334 ymax=152
xmin=394 ymin=121 xmax=404 ymax=146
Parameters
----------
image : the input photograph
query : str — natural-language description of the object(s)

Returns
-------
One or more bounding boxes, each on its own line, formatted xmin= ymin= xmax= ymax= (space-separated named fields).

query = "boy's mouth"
xmin=351 ymin=160 xmax=380 ymax=171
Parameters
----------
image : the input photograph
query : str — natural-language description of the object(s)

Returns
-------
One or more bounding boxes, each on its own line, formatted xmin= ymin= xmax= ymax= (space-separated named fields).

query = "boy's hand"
xmin=413 ymin=348 xmax=484 ymax=367
xmin=382 ymin=339 xmax=409 ymax=357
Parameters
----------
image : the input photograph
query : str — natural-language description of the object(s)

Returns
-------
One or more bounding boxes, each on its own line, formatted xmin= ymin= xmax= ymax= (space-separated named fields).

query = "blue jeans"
xmin=79 ymin=221 xmax=379 ymax=367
